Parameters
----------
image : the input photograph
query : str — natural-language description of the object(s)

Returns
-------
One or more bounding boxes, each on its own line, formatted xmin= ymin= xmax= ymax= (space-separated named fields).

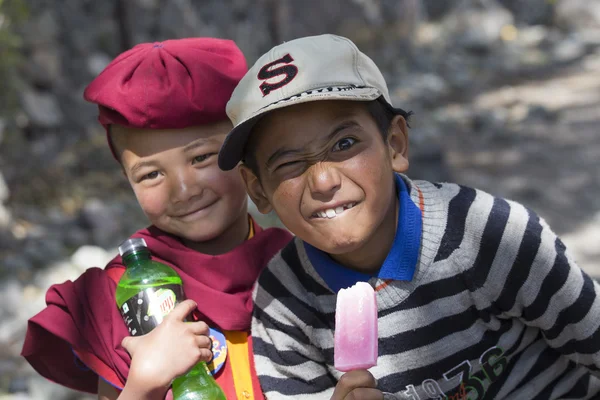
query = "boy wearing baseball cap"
xmin=218 ymin=34 xmax=600 ymax=399
xmin=22 ymin=38 xmax=292 ymax=400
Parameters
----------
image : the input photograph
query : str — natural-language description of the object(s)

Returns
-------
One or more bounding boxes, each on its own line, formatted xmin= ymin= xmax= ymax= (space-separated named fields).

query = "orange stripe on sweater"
xmin=375 ymin=279 xmax=393 ymax=292
xmin=417 ymin=186 xmax=425 ymax=213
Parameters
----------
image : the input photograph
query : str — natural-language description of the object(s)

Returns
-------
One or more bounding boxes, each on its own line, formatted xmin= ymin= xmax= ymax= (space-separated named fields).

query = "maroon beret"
xmin=83 ymin=38 xmax=247 ymax=157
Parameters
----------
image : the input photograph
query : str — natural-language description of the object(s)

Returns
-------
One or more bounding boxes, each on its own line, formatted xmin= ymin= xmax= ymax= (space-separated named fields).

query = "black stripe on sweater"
xmin=544 ymin=270 xmax=596 ymax=341
xmin=484 ymin=332 xmax=534 ymax=400
xmin=380 ymin=273 xmax=468 ymax=317
xmin=280 ymin=240 xmax=331 ymax=296
xmin=255 ymin=268 xmax=333 ymax=331
xmin=492 ymin=208 xmax=542 ymax=313
xmin=252 ymin=335 xmax=325 ymax=368
xmin=259 ymin=374 xmax=337 ymax=396
xmin=253 ymin=306 xmax=313 ymax=351
xmin=551 ymin=324 xmax=600 ymax=356
xmin=380 ymin=306 xmax=484 ymax=355
xmin=559 ymin=372 xmax=591 ymax=399
xmin=504 ymin=324 xmax=538 ymax=358
xmin=531 ymin=362 xmax=578 ymax=400
xmin=434 ymin=186 xmax=477 ymax=262
xmin=514 ymin=345 xmax=562 ymax=391
xmin=254 ymin=271 xmax=335 ymax=329
xmin=465 ymin=197 xmax=511 ymax=290
xmin=522 ymin=238 xmax=571 ymax=323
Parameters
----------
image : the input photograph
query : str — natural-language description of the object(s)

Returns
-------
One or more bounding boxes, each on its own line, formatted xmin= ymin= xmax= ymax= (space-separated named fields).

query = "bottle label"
xmin=120 ymin=284 xmax=184 ymax=336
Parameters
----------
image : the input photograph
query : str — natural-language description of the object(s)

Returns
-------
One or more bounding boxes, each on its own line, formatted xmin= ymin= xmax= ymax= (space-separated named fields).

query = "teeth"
xmin=314 ymin=202 xmax=358 ymax=219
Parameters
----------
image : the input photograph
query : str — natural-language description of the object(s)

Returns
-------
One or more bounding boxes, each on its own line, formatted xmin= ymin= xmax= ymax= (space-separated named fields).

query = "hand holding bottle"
xmin=122 ymin=300 xmax=213 ymax=393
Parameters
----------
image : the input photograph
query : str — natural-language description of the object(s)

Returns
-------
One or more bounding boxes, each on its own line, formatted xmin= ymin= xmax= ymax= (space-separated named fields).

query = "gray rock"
xmin=22 ymin=237 xmax=64 ymax=269
xmin=20 ymin=90 xmax=64 ymax=128
xmin=552 ymin=36 xmax=587 ymax=63
xmin=86 ymin=53 xmax=112 ymax=77
xmin=499 ymin=0 xmax=554 ymax=25
xmin=9 ymin=376 xmax=29 ymax=394
xmin=0 ymin=205 xmax=12 ymax=229
xmin=555 ymin=0 xmax=600 ymax=32
xmin=0 ymin=118 xmax=5 ymax=145
xmin=79 ymin=199 xmax=122 ymax=248
xmin=21 ymin=9 xmax=59 ymax=47
xmin=62 ymin=225 xmax=92 ymax=250
xmin=410 ymin=142 xmax=451 ymax=183
xmin=0 ymin=172 xmax=10 ymax=203
xmin=0 ymin=226 xmax=18 ymax=251
xmin=394 ymin=73 xmax=450 ymax=106
xmin=1 ymin=254 xmax=32 ymax=278
xmin=21 ymin=48 xmax=63 ymax=89
xmin=28 ymin=374 xmax=87 ymax=400
xmin=34 ymin=260 xmax=81 ymax=290
xmin=421 ymin=0 xmax=456 ymax=20
xmin=0 ymin=280 xmax=23 ymax=318
xmin=443 ymin=0 xmax=514 ymax=53
xmin=472 ymin=108 xmax=509 ymax=136
xmin=70 ymin=245 xmax=113 ymax=272
xmin=526 ymin=104 xmax=557 ymax=121
xmin=516 ymin=26 xmax=549 ymax=49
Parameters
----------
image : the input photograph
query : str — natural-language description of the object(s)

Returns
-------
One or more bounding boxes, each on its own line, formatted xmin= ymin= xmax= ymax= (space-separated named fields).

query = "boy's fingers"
xmin=331 ymin=370 xmax=378 ymax=400
xmin=196 ymin=334 xmax=212 ymax=350
xmin=165 ymin=299 xmax=198 ymax=321
xmin=197 ymin=347 xmax=214 ymax=363
xmin=339 ymin=370 xmax=377 ymax=389
xmin=343 ymin=388 xmax=383 ymax=400
xmin=187 ymin=320 xmax=210 ymax=336
xmin=120 ymin=336 xmax=137 ymax=356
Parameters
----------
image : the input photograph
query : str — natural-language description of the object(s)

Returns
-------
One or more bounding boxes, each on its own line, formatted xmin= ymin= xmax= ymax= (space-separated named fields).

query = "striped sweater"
xmin=251 ymin=177 xmax=600 ymax=400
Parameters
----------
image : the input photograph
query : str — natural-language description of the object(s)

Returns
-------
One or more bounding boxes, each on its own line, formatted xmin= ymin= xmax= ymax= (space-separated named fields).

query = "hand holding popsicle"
xmin=330 ymin=370 xmax=383 ymax=400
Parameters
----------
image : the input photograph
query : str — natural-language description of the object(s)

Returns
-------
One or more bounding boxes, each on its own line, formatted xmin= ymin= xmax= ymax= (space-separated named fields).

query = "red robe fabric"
xmin=21 ymin=221 xmax=292 ymax=398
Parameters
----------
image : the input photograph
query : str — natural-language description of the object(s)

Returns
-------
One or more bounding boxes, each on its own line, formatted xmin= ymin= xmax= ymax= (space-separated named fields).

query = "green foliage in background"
xmin=0 ymin=0 xmax=28 ymax=116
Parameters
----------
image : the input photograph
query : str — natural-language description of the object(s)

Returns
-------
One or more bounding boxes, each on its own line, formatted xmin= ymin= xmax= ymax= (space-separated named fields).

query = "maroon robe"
xmin=21 ymin=220 xmax=292 ymax=397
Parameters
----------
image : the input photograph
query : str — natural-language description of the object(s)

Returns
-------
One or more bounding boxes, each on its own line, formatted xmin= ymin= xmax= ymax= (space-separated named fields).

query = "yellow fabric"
xmin=224 ymin=330 xmax=255 ymax=400
xmin=247 ymin=216 xmax=255 ymax=239
xmin=218 ymin=216 xmax=255 ymax=399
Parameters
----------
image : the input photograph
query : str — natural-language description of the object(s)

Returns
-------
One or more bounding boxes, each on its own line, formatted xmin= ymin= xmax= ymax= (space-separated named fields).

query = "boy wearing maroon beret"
xmin=21 ymin=38 xmax=292 ymax=400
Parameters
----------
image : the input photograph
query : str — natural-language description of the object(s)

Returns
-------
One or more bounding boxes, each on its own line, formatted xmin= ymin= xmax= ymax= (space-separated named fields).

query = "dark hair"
xmin=242 ymin=98 xmax=413 ymax=177
xmin=367 ymin=97 xmax=414 ymax=141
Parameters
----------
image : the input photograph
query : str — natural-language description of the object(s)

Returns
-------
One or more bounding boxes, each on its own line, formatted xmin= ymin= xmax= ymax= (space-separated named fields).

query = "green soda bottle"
xmin=116 ymin=238 xmax=226 ymax=400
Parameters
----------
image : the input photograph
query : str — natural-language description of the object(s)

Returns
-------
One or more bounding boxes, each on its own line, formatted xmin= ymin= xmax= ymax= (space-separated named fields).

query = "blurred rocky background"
xmin=0 ymin=0 xmax=599 ymax=398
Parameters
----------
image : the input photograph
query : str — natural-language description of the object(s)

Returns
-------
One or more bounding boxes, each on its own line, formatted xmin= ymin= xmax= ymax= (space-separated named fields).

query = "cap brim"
xmin=218 ymin=114 xmax=264 ymax=171
xmin=218 ymin=87 xmax=385 ymax=171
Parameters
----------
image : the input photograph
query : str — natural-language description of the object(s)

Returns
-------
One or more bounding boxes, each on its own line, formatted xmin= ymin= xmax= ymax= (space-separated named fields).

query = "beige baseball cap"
xmin=218 ymin=33 xmax=406 ymax=171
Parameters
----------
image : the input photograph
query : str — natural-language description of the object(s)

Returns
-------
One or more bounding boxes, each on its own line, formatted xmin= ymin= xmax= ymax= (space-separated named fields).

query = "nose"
xmin=169 ymin=168 xmax=202 ymax=203
xmin=307 ymin=163 xmax=341 ymax=201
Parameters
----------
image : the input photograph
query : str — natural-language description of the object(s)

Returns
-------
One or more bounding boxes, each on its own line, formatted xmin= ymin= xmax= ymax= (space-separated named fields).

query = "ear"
xmin=239 ymin=165 xmax=273 ymax=214
xmin=387 ymin=115 xmax=409 ymax=173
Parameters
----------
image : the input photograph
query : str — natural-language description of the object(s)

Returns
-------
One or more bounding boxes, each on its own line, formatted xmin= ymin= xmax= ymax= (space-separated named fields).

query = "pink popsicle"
xmin=334 ymin=281 xmax=378 ymax=372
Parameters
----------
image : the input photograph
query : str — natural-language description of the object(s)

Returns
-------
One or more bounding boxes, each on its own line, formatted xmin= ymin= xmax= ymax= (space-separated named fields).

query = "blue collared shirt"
xmin=304 ymin=174 xmax=422 ymax=292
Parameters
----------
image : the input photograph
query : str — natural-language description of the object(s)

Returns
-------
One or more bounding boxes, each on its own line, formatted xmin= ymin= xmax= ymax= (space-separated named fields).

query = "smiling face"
xmin=240 ymin=100 xmax=409 ymax=272
xmin=112 ymin=122 xmax=249 ymax=254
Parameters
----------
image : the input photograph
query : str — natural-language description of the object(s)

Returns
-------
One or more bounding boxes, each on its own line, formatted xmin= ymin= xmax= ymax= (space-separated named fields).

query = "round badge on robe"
xmin=207 ymin=327 xmax=227 ymax=376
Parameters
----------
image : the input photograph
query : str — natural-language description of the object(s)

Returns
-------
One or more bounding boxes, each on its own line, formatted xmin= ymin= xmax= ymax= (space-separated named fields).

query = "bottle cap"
xmin=118 ymin=238 xmax=148 ymax=257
